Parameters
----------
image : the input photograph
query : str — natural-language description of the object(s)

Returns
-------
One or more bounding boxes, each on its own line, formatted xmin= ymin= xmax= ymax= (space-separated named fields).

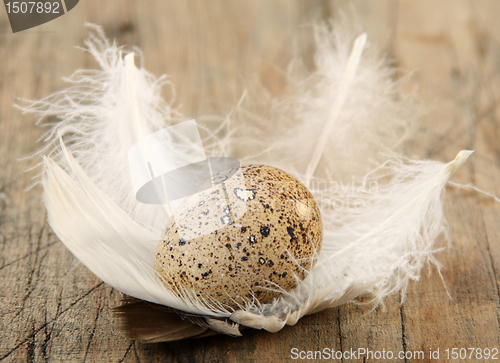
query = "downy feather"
xmin=23 ymin=22 xmax=474 ymax=339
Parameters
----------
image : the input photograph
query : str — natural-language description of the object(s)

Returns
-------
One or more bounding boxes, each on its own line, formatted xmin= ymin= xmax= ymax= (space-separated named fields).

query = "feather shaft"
xmin=305 ymin=33 xmax=367 ymax=186
xmin=124 ymin=53 xmax=172 ymax=216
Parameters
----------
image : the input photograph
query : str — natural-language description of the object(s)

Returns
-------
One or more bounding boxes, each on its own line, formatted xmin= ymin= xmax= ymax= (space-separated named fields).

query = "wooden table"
xmin=1 ymin=1 xmax=499 ymax=361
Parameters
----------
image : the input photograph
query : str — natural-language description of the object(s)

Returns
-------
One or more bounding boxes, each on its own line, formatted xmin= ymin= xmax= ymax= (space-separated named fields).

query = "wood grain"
xmin=1 ymin=0 xmax=499 ymax=362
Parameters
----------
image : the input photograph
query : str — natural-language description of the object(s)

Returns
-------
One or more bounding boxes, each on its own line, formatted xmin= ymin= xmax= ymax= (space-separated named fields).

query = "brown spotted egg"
xmin=155 ymin=164 xmax=322 ymax=309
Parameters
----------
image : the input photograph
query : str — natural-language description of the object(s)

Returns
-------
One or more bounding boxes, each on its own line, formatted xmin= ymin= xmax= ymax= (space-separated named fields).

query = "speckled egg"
xmin=155 ymin=164 xmax=322 ymax=310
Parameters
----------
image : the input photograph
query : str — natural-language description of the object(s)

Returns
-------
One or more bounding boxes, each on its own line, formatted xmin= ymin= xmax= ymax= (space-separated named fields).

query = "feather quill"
xmin=22 ymin=23 xmax=474 ymax=340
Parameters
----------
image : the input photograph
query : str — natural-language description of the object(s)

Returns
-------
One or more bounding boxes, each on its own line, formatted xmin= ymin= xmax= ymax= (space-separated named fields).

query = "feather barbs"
xmin=23 ymin=23 xmax=475 ymax=340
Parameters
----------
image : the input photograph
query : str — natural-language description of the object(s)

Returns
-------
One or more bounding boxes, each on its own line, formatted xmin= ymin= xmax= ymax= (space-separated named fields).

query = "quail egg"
xmin=155 ymin=164 xmax=322 ymax=309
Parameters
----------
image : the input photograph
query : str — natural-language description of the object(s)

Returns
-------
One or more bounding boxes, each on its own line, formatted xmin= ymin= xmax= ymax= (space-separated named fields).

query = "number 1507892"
xmin=5 ymin=2 xmax=61 ymax=14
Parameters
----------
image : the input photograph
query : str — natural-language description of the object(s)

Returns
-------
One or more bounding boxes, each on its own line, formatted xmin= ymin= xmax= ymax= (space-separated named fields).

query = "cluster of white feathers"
xmin=21 ymin=23 xmax=472 ymax=337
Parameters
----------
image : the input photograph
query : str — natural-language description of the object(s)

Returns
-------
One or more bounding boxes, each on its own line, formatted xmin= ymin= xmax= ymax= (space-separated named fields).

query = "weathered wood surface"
xmin=1 ymin=0 xmax=499 ymax=362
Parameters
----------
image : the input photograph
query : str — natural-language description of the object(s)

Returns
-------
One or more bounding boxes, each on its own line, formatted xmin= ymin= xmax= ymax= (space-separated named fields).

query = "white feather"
xmin=229 ymin=22 xmax=415 ymax=181
xmin=22 ymin=24 xmax=182 ymax=233
xmin=23 ymin=23 xmax=475 ymax=337
xmin=235 ymin=151 xmax=472 ymax=330
xmin=42 ymin=141 xmax=225 ymax=316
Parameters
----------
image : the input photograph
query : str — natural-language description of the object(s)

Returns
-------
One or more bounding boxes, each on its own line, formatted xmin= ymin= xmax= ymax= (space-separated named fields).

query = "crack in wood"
xmin=399 ymin=306 xmax=408 ymax=363
xmin=0 ymin=282 xmax=104 ymax=361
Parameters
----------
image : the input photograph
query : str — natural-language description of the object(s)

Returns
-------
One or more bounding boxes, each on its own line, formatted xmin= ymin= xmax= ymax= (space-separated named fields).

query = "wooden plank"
xmin=0 ymin=0 xmax=499 ymax=361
